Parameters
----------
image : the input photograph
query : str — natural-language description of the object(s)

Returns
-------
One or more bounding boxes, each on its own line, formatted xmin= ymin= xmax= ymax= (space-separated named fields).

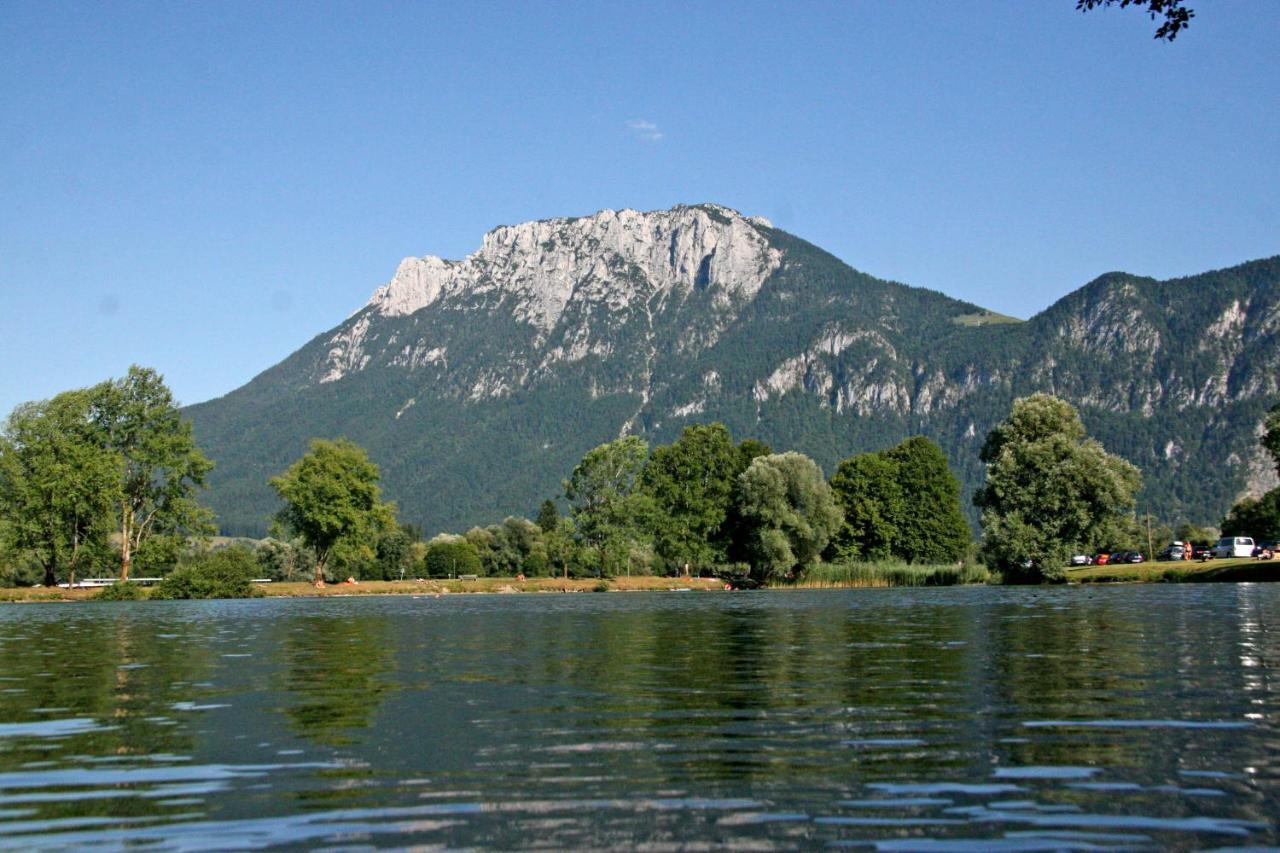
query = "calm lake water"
xmin=0 ymin=585 xmax=1277 ymax=850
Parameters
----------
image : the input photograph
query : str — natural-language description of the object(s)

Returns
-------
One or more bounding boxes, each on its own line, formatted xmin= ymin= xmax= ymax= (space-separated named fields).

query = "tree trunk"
xmin=119 ymin=508 xmax=133 ymax=581
xmin=314 ymin=551 xmax=327 ymax=587
xmin=43 ymin=563 xmax=56 ymax=588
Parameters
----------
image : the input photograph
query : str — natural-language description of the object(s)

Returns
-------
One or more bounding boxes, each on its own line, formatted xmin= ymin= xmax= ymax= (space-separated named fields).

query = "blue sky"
xmin=2 ymin=1 xmax=1277 ymax=418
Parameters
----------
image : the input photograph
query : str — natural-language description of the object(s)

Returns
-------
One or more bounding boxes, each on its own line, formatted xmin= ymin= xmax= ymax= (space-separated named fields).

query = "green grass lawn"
xmin=1068 ymin=556 xmax=1280 ymax=583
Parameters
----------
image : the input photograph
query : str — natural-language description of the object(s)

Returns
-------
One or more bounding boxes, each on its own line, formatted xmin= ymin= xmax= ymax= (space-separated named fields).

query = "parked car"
xmin=1094 ymin=552 xmax=1111 ymax=565
xmin=1070 ymin=554 xmax=1093 ymax=566
xmin=1193 ymin=545 xmax=1214 ymax=561
xmin=1213 ymin=536 xmax=1255 ymax=559
xmin=1157 ymin=542 xmax=1186 ymax=561
xmin=1112 ymin=551 xmax=1145 ymax=564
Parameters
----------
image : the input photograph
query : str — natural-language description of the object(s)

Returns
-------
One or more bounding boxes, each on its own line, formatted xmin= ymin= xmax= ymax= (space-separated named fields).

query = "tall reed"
xmin=789 ymin=561 xmax=990 ymax=588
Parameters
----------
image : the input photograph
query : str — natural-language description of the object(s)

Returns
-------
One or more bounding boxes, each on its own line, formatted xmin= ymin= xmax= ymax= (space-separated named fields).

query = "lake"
xmin=0 ymin=585 xmax=1277 ymax=849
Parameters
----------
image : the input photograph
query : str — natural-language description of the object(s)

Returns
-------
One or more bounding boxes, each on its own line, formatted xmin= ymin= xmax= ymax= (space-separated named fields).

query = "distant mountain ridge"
xmin=185 ymin=204 xmax=1280 ymax=536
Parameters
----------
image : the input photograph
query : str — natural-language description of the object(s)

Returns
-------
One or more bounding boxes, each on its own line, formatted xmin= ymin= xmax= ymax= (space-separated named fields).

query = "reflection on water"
xmin=0 ymin=586 xmax=1276 ymax=848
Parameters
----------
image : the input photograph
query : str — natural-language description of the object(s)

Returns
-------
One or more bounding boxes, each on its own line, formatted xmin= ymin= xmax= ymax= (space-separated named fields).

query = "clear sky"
xmin=2 ymin=1 xmax=1277 ymax=418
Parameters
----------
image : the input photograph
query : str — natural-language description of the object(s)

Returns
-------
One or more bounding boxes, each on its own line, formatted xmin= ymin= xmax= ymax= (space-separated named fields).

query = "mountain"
xmin=185 ymin=204 xmax=1280 ymax=537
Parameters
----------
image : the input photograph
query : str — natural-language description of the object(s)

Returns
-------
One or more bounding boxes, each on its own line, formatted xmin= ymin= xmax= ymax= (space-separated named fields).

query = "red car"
xmin=1094 ymin=553 xmax=1111 ymax=565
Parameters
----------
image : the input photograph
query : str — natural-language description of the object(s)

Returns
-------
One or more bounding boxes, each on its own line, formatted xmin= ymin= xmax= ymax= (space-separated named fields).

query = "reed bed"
xmin=791 ymin=561 xmax=990 ymax=588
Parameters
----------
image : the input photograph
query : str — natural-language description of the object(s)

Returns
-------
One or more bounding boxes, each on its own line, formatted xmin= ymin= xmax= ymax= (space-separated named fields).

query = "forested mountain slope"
xmin=185 ymin=205 xmax=1280 ymax=536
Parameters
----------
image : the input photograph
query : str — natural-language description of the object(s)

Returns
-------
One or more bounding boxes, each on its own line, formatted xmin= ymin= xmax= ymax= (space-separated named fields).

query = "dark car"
xmin=1113 ymin=551 xmax=1145 ymax=564
xmin=1193 ymin=545 xmax=1214 ymax=561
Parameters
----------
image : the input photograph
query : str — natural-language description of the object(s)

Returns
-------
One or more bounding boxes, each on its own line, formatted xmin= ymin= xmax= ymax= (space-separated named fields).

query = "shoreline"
xmin=2 ymin=557 xmax=1277 ymax=602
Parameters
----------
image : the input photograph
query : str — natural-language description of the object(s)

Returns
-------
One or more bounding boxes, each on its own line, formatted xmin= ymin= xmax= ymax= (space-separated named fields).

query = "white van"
xmin=1213 ymin=536 xmax=1254 ymax=558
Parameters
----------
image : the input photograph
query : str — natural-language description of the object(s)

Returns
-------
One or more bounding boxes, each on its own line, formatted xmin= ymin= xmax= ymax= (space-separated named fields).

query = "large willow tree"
xmin=975 ymin=394 xmax=1140 ymax=582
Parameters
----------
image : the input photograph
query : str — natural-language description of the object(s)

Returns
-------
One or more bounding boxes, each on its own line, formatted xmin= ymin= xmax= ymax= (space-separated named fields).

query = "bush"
xmin=150 ymin=546 xmax=263 ymax=600
xmin=424 ymin=539 xmax=482 ymax=579
xmin=94 ymin=582 xmax=148 ymax=601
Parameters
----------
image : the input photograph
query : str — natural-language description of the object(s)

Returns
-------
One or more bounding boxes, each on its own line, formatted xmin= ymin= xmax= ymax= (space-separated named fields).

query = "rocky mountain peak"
xmin=362 ymin=204 xmax=782 ymax=332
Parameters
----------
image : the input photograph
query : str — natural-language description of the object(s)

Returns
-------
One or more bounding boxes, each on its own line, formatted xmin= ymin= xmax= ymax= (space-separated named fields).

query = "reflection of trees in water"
xmin=987 ymin=595 xmax=1158 ymax=772
xmin=278 ymin=615 xmax=395 ymax=746
xmin=0 ymin=614 xmax=214 ymax=757
xmin=513 ymin=599 xmax=984 ymax=791
xmin=985 ymin=587 xmax=1279 ymax=812
xmin=0 ymin=610 xmax=215 ymax=823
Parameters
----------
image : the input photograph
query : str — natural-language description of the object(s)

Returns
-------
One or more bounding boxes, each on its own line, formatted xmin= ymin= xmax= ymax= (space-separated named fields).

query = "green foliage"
xmin=90 ymin=365 xmax=215 ymax=579
xmin=828 ymin=452 xmax=905 ymax=561
xmin=564 ymin=436 xmax=655 ymax=574
xmin=461 ymin=517 xmax=550 ymax=576
xmin=976 ymin=394 xmax=1141 ymax=582
xmin=828 ymin=436 xmax=969 ymax=564
xmin=801 ymin=560 xmax=990 ymax=587
xmin=882 ymin=437 xmax=971 ymax=563
xmin=1264 ymin=403 xmax=1280 ymax=477
xmin=1221 ymin=490 xmax=1280 ymax=542
xmin=254 ymin=537 xmax=315 ymax=582
xmin=371 ymin=524 xmax=418 ymax=581
xmin=93 ymin=582 xmax=148 ymax=601
xmin=639 ymin=423 xmax=740 ymax=571
xmin=1174 ymin=521 xmax=1217 ymax=546
xmin=271 ymin=438 xmax=397 ymax=584
xmin=536 ymin=499 xmax=559 ymax=533
xmin=424 ymin=538 xmax=482 ymax=578
xmin=734 ymin=452 xmax=842 ymax=583
xmin=0 ymin=389 xmax=120 ymax=587
xmin=150 ymin=546 xmax=263 ymax=599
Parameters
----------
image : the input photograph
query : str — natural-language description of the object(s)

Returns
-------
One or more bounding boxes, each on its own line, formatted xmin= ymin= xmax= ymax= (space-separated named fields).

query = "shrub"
xmin=150 ymin=546 xmax=263 ymax=600
xmin=424 ymin=539 xmax=483 ymax=579
xmin=94 ymin=582 xmax=148 ymax=601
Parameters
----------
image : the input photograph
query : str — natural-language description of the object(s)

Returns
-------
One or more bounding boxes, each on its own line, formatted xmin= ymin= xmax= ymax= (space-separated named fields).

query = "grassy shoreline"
xmin=0 ymin=575 xmax=727 ymax=602
xmin=3 ymin=557 xmax=1279 ymax=602
xmin=1067 ymin=556 xmax=1279 ymax=583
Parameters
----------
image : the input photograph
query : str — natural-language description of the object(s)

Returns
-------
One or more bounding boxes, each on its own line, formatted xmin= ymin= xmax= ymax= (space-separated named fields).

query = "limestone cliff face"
xmin=320 ymin=204 xmax=781 ymax=388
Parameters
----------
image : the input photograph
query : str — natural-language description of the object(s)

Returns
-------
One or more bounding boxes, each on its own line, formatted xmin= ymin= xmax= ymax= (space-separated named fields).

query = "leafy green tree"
xmin=1217 ymin=405 xmax=1280 ymax=544
xmin=373 ymin=524 xmax=418 ymax=581
xmin=882 ymin=436 xmax=971 ymax=563
xmin=735 ymin=452 xmax=842 ymax=584
xmin=640 ymin=423 xmax=740 ymax=572
xmin=0 ymin=390 xmax=119 ymax=587
xmin=975 ymin=394 xmax=1141 ymax=582
xmin=89 ymin=366 xmax=214 ymax=580
xmin=722 ymin=437 xmax=775 ymax=564
xmin=828 ymin=452 xmax=904 ymax=561
xmin=735 ymin=438 xmax=773 ymax=473
xmin=1174 ymin=521 xmax=1217 ymax=546
xmin=536 ymin=499 xmax=559 ymax=533
xmin=564 ymin=436 xmax=653 ymax=574
xmin=425 ymin=537 xmax=483 ymax=578
xmin=828 ymin=437 xmax=968 ymax=564
xmin=1221 ymin=492 xmax=1280 ymax=542
xmin=544 ymin=516 xmax=579 ymax=579
xmin=271 ymin=438 xmax=397 ymax=585
xmin=1264 ymin=402 xmax=1280 ymax=476
xmin=255 ymin=536 xmax=314 ymax=582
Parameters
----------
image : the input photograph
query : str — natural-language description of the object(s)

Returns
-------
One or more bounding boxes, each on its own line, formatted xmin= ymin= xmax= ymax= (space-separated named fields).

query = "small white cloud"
xmin=627 ymin=119 xmax=664 ymax=142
